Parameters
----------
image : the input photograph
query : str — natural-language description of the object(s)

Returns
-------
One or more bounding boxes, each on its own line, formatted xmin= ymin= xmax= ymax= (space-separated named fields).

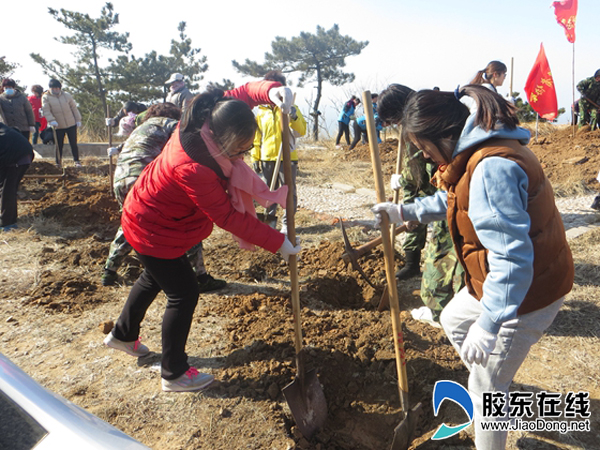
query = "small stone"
xmin=99 ymin=320 xmax=114 ymax=334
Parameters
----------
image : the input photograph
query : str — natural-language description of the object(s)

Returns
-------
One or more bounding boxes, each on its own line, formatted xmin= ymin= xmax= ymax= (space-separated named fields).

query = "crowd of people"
xmin=1 ymin=62 xmax=599 ymax=449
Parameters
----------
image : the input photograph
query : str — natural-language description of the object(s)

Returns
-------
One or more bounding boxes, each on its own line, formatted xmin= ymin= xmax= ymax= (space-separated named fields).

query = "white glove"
xmin=278 ymin=236 xmax=302 ymax=262
xmin=76 ymin=122 xmax=82 ymax=127
xmin=49 ymin=121 xmax=58 ymax=128
xmin=107 ymin=147 xmax=119 ymax=157
xmin=371 ymin=202 xmax=403 ymax=227
xmin=30 ymin=126 xmax=36 ymax=133
xmin=461 ymin=322 xmax=497 ymax=367
xmin=268 ymin=86 xmax=293 ymax=115
xmin=105 ymin=118 xmax=114 ymax=127
xmin=390 ymin=174 xmax=403 ymax=191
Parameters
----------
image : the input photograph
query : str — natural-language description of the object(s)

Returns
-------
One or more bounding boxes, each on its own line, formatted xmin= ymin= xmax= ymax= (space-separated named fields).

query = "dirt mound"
xmin=343 ymin=127 xmax=600 ymax=191
xmin=528 ymin=126 xmax=600 ymax=191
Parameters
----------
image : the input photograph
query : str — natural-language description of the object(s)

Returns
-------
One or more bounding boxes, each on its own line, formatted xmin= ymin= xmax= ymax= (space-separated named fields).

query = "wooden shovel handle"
xmin=107 ymin=105 xmax=114 ymax=196
xmin=281 ymin=112 xmax=302 ymax=354
xmin=362 ymin=91 xmax=409 ymax=399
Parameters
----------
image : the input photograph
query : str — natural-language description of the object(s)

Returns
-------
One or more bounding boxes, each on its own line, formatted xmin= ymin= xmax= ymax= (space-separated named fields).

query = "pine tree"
xmin=233 ymin=25 xmax=368 ymax=140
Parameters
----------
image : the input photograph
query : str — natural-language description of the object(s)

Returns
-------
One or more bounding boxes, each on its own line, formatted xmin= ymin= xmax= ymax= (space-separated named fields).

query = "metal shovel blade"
xmin=282 ymin=367 xmax=327 ymax=439
xmin=390 ymin=402 xmax=423 ymax=450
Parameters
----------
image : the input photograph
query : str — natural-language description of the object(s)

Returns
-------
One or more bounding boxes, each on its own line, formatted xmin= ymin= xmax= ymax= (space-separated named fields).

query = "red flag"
xmin=552 ymin=0 xmax=577 ymax=43
xmin=524 ymin=44 xmax=558 ymax=121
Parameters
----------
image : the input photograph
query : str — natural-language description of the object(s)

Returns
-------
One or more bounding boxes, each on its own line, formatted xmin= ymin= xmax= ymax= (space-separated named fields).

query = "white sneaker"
xmin=162 ymin=367 xmax=214 ymax=392
xmin=104 ymin=332 xmax=150 ymax=357
xmin=410 ymin=306 xmax=441 ymax=328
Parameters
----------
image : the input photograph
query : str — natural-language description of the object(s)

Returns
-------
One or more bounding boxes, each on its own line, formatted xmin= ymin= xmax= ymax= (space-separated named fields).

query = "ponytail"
xmin=459 ymin=85 xmax=519 ymax=131
xmin=180 ymin=87 xmax=256 ymax=156
xmin=180 ymin=88 xmax=225 ymax=133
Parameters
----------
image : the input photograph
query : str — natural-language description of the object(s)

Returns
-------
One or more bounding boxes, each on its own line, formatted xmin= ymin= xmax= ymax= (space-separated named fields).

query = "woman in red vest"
xmin=373 ymin=85 xmax=574 ymax=449
xmin=27 ymin=85 xmax=47 ymax=144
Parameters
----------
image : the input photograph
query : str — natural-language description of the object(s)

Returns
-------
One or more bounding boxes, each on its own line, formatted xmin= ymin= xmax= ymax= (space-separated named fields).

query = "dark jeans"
xmin=32 ymin=122 xmax=41 ymax=145
xmin=349 ymin=122 xmax=367 ymax=150
xmin=335 ymin=121 xmax=350 ymax=145
xmin=55 ymin=125 xmax=80 ymax=164
xmin=112 ymin=253 xmax=200 ymax=380
xmin=0 ymin=164 xmax=29 ymax=227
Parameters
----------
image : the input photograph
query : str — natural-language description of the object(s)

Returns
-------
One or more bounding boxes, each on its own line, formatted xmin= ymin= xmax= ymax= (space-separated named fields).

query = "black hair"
xmin=377 ymin=84 xmax=415 ymax=125
xmin=142 ymin=102 xmax=181 ymax=122
xmin=180 ymin=88 xmax=257 ymax=155
xmin=263 ymin=70 xmax=287 ymax=86
xmin=401 ymin=84 xmax=519 ymax=163
xmin=31 ymin=85 xmax=44 ymax=95
xmin=594 ymin=69 xmax=600 ymax=79
xmin=2 ymin=78 xmax=16 ymax=88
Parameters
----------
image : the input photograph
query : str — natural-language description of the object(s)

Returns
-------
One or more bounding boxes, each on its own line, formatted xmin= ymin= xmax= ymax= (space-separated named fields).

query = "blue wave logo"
xmin=432 ymin=380 xmax=474 ymax=440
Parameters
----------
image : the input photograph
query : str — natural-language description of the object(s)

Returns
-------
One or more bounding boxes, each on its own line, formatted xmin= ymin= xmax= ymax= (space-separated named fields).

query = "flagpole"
xmin=572 ymin=42 xmax=576 ymax=138
xmin=510 ymin=57 xmax=514 ymax=100
xmin=535 ymin=114 xmax=539 ymax=143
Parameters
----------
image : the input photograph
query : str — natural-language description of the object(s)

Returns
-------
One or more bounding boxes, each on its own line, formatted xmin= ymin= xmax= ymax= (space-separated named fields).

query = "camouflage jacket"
xmin=113 ymin=117 xmax=178 ymax=202
xmin=577 ymin=77 xmax=600 ymax=105
xmin=400 ymin=145 xmax=439 ymax=203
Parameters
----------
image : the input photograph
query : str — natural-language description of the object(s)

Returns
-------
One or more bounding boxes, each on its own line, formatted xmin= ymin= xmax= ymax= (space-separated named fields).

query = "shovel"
xmin=362 ymin=91 xmax=422 ymax=450
xmin=280 ymin=110 xmax=327 ymax=439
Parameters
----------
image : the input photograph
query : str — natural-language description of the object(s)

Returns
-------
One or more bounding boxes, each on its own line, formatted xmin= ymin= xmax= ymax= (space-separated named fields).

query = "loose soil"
xmin=1 ymin=125 xmax=599 ymax=449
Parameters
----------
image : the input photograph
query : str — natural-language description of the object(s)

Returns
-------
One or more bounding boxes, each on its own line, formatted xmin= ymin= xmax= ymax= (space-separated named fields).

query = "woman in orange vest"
xmin=372 ymin=85 xmax=574 ymax=449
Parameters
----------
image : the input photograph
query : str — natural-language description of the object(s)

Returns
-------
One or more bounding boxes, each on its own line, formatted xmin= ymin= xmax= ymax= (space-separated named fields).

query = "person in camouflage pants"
xmin=396 ymin=149 xmax=464 ymax=322
xmin=577 ymin=69 xmax=600 ymax=129
xmin=378 ymin=83 xmax=464 ymax=324
xmin=103 ymin=103 xmax=226 ymax=293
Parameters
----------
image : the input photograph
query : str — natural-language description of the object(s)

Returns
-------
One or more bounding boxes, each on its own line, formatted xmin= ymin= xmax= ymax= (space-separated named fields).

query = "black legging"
xmin=335 ymin=121 xmax=351 ymax=145
xmin=55 ymin=125 xmax=80 ymax=164
xmin=349 ymin=122 xmax=367 ymax=150
xmin=111 ymin=253 xmax=200 ymax=380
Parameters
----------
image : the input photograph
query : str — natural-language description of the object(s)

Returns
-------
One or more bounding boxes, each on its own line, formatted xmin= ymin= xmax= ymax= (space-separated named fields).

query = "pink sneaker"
xmin=104 ymin=332 xmax=150 ymax=357
xmin=162 ymin=367 xmax=214 ymax=392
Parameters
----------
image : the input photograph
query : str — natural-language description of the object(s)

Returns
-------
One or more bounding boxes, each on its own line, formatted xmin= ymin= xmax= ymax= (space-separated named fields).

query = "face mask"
xmin=51 ymin=88 xmax=61 ymax=95
xmin=4 ymin=89 xmax=15 ymax=96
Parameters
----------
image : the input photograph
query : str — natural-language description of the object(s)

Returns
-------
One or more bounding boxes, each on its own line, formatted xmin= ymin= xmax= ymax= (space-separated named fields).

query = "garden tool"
xmin=362 ymin=90 xmax=422 ymax=450
xmin=280 ymin=111 xmax=327 ymax=439
xmin=107 ymin=105 xmax=115 ymax=197
xmin=341 ymin=225 xmax=407 ymax=266
xmin=378 ymin=133 xmax=407 ymax=311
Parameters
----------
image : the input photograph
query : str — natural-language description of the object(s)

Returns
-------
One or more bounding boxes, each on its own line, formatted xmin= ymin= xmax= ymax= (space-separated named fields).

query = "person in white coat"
xmin=42 ymin=79 xmax=83 ymax=167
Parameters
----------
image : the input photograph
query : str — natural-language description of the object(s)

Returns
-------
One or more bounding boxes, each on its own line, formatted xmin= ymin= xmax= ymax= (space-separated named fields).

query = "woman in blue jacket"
xmin=372 ymin=85 xmax=573 ymax=449
xmin=334 ymin=95 xmax=360 ymax=147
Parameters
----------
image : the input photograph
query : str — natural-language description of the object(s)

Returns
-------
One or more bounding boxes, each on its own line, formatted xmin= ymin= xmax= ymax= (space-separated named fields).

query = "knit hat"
xmin=49 ymin=79 xmax=62 ymax=89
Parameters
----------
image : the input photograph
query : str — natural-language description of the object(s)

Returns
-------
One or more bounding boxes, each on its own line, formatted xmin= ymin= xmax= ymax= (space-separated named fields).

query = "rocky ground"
xmin=1 ymin=125 xmax=599 ymax=449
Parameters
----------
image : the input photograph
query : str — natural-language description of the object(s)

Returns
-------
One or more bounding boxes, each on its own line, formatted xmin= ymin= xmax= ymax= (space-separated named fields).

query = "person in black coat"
xmin=0 ymin=124 xmax=34 ymax=231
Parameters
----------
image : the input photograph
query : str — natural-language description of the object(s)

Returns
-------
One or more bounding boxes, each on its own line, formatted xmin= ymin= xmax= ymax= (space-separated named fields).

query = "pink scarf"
xmin=200 ymin=122 xmax=288 ymax=250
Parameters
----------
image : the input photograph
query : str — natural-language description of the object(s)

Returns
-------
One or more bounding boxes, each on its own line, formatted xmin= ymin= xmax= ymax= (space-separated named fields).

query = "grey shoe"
xmin=162 ymin=367 xmax=214 ymax=392
xmin=104 ymin=332 xmax=150 ymax=357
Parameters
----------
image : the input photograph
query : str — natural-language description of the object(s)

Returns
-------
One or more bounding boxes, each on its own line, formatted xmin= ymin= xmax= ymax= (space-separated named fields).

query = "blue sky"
xmin=4 ymin=0 xmax=598 ymax=132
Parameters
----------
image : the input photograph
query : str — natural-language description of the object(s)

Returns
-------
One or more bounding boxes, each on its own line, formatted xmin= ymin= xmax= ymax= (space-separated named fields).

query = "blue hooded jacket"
xmin=401 ymin=106 xmax=535 ymax=334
